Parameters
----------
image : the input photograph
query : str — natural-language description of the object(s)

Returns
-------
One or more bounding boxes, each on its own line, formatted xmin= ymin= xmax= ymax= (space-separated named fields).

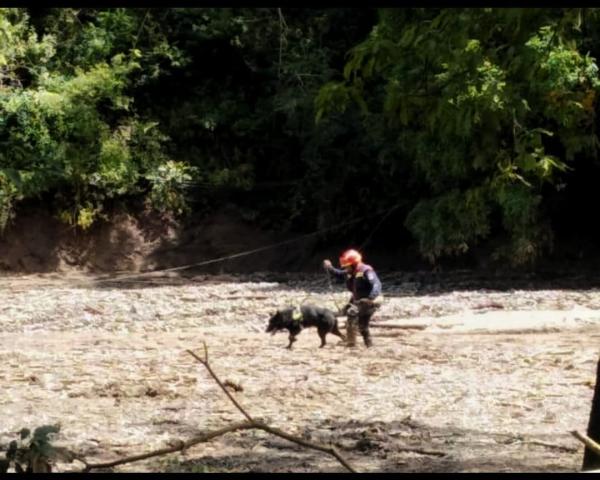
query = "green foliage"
xmin=0 ymin=171 xmax=21 ymax=231
xmin=0 ymin=8 xmax=194 ymax=230
xmin=492 ymin=183 xmax=553 ymax=266
xmin=145 ymin=160 xmax=197 ymax=215
xmin=0 ymin=8 xmax=380 ymax=237
xmin=317 ymin=8 xmax=600 ymax=265
xmin=315 ymin=82 xmax=368 ymax=123
xmin=1 ymin=424 xmax=76 ymax=473
xmin=3 ymin=7 xmax=600 ymax=267
xmin=405 ymin=187 xmax=491 ymax=263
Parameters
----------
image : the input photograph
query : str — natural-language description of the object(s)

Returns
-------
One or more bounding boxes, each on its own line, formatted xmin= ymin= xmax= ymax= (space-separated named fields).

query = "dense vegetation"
xmin=2 ymin=8 xmax=600 ymax=267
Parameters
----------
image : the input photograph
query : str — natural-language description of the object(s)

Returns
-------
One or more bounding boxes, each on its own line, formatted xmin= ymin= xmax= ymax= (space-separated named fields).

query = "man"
xmin=323 ymin=249 xmax=382 ymax=348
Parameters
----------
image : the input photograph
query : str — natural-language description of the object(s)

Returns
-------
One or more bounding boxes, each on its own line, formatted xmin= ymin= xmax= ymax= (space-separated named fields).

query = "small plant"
xmin=0 ymin=425 xmax=76 ymax=473
xmin=145 ymin=160 xmax=197 ymax=215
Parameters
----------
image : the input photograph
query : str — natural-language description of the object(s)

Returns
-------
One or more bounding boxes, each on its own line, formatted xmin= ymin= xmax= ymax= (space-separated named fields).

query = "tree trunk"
xmin=583 ymin=355 xmax=600 ymax=470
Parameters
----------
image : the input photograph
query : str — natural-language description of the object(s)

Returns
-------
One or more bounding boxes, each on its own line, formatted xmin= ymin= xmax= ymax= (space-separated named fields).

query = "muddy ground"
xmin=1 ymin=270 xmax=599 ymax=472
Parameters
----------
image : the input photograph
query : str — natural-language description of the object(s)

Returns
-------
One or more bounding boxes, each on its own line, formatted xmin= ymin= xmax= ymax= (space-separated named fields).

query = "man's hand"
xmin=323 ymin=259 xmax=332 ymax=269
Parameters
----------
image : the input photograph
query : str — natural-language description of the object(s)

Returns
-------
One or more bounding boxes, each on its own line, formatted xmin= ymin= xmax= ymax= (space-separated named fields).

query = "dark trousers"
xmin=343 ymin=298 xmax=381 ymax=347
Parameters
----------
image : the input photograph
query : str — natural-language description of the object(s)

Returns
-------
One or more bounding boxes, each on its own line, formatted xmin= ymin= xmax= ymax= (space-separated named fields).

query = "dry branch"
xmin=338 ymin=322 xmax=427 ymax=330
xmin=571 ymin=430 xmax=600 ymax=457
xmin=80 ymin=422 xmax=256 ymax=472
xmin=213 ymin=295 xmax=270 ymax=300
xmin=373 ymin=332 xmax=412 ymax=339
xmin=525 ymin=440 xmax=578 ymax=453
xmin=76 ymin=343 xmax=359 ymax=473
xmin=370 ymin=324 xmax=428 ymax=330
xmin=187 ymin=348 xmax=254 ymax=423
xmin=503 ymin=437 xmax=578 ymax=453
xmin=396 ymin=447 xmax=446 ymax=457
xmin=187 ymin=345 xmax=358 ymax=473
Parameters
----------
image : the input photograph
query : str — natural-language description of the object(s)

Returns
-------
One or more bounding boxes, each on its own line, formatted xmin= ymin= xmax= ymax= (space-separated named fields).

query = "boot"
xmin=346 ymin=317 xmax=358 ymax=347
xmin=358 ymin=316 xmax=373 ymax=348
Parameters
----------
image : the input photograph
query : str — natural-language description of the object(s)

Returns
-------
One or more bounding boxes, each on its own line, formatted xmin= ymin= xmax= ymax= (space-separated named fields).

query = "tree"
xmin=0 ymin=8 xmax=194 ymax=230
xmin=316 ymin=8 xmax=600 ymax=265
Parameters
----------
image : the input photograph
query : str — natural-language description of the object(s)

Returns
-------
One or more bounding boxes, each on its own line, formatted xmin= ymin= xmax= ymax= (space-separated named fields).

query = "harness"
xmin=346 ymin=263 xmax=374 ymax=300
xmin=292 ymin=307 xmax=303 ymax=325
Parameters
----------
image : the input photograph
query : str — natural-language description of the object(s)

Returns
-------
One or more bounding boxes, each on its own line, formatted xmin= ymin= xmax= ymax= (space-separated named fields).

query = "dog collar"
xmin=292 ymin=308 xmax=303 ymax=323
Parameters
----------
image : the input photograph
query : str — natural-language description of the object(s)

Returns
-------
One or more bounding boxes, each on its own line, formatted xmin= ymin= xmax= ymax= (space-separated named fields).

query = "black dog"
xmin=266 ymin=304 xmax=346 ymax=349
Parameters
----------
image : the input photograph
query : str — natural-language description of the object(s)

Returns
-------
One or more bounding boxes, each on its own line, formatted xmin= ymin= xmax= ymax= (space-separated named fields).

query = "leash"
xmin=86 ymin=203 xmax=402 ymax=286
xmin=321 ymin=203 xmax=398 ymax=314
xmin=0 ymin=203 xmax=401 ymax=289
xmin=323 ymin=268 xmax=344 ymax=314
xmin=295 ymin=276 xmax=342 ymax=314
xmin=359 ymin=204 xmax=401 ymax=251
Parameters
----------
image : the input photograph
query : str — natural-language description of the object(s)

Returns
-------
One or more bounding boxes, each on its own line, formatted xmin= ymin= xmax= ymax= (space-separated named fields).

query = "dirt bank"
xmin=0 ymin=205 xmax=319 ymax=274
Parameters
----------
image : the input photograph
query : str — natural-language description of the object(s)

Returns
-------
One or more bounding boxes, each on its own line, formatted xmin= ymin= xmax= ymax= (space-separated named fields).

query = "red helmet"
xmin=339 ymin=249 xmax=362 ymax=268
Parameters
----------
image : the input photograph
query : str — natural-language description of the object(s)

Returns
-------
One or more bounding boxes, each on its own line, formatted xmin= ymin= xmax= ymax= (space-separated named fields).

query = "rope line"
xmin=88 ymin=203 xmax=402 ymax=285
xmin=0 ymin=203 xmax=401 ymax=292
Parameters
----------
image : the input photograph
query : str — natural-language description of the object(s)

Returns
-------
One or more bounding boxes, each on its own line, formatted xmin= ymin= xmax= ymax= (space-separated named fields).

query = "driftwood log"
xmin=338 ymin=321 xmax=427 ymax=331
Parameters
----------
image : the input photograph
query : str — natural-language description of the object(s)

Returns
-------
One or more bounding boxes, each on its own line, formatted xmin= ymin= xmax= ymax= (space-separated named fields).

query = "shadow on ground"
xmin=120 ymin=417 xmax=582 ymax=473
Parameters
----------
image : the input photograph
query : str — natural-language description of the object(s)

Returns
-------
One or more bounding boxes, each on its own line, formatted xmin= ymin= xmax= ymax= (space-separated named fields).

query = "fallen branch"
xmin=372 ymin=332 xmax=412 ymax=339
xmin=396 ymin=447 xmax=446 ymax=457
xmin=187 ymin=345 xmax=358 ymax=473
xmin=213 ymin=295 xmax=270 ymax=301
xmin=525 ymin=440 xmax=578 ymax=453
xmin=498 ymin=402 xmax=534 ymax=411
xmin=80 ymin=421 xmax=256 ymax=472
xmin=473 ymin=302 xmax=504 ymax=310
xmin=370 ymin=323 xmax=428 ymax=330
xmin=227 ymin=295 xmax=269 ymax=300
xmin=73 ymin=343 xmax=357 ymax=473
xmin=571 ymin=430 xmax=600 ymax=457
xmin=338 ymin=322 xmax=427 ymax=330
xmin=77 ymin=343 xmax=358 ymax=473
xmin=187 ymin=345 xmax=254 ymax=423
xmin=501 ymin=436 xmax=578 ymax=453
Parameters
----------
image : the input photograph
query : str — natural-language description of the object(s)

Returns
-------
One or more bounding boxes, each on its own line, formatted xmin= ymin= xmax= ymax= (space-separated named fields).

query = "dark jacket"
xmin=326 ymin=262 xmax=382 ymax=301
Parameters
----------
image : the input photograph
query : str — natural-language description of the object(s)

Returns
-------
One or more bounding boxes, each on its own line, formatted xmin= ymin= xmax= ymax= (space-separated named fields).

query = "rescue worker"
xmin=323 ymin=249 xmax=382 ymax=348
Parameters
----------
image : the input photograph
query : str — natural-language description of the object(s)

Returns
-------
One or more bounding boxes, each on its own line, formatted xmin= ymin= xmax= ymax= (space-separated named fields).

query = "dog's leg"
xmin=331 ymin=324 xmax=346 ymax=341
xmin=318 ymin=330 xmax=327 ymax=348
xmin=287 ymin=334 xmax=297 ymax=349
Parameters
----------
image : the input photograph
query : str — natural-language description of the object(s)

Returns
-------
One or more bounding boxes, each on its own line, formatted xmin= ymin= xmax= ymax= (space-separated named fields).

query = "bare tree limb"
xmin=187 ymin=344 xmax=358 ymax=473
xmin=523 ymin=440 xmax=577 ymax=453
xmin=75 ymin=343 xmax=358 ymax=473
xmin=133 ymin=9 xmax=150 ymax=48
xmin=81 ymin=422 xmax=255 ymax=472
xmin=571 ymin=430 xmax=600 ymax=457
xmin=276 ymin=8 xmax=288 ymax=81
xmin=250 ymin=422 xmax=356 ymax=473
xmin=188 ymin=345 xmax=253 ymax=423
xmin=338 ymin=322 xmax=428 ymax=331
xmin=396 ymin=447 xmax=446 ymax=457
